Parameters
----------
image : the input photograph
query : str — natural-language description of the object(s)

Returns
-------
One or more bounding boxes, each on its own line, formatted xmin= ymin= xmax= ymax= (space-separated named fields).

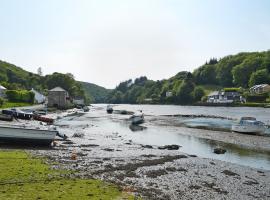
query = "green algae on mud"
xmin=0 ymin=150 xmax=134 ymax=200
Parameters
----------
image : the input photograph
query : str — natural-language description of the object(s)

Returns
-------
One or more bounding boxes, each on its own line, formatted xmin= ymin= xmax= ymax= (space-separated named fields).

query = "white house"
xmin=207 ymin=91 xmax=242 ymax=103
xmin=166 ymin=91 xmax=173 ymax=97
xmin=250 ymin=84 xmax=270 ymax=94
xmin=73 ymin=98 xmax=85 ymax=106
xmin=31 ymin=88 xmax=46 ymax=104
xmin=0 ymin=85 xmax=7 ymax=98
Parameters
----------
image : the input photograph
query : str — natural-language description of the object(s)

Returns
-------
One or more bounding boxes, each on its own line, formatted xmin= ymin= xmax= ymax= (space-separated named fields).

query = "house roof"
xmin=208 ymin=91 xmax=219 ymax=96
xmin=250 ymin=84 xmax=269 ymax=90
xmin=0 ymin=85 xmax=6 ymax=90
xmin=49 ymin=87 xmax=67 ymax=92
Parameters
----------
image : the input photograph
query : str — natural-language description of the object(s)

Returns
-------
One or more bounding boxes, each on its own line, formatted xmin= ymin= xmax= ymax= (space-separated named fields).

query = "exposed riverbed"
xmin=1 ymin=104 xmax=270 ymax=199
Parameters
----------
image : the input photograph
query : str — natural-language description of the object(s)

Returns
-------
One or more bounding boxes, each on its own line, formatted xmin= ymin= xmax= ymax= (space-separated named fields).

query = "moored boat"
xmin=0 ymin=114 xmax=13 ymax=122
xmin=231 ymin=117 xmax=265 ymax=134
xmin=83 ymin=106 xmax=90 ymax=112
xmin=0 ymin=125 xmax=59 ymax=146
xmin=2 ymin=108 xmax=32 ymax=120
xmin=130 ymin=111 xmax=144 ymax=125
xmin=106 ymin=105 xmax=113 ymax=114
xmin=33 ymin=115 xmax=54 ymax=124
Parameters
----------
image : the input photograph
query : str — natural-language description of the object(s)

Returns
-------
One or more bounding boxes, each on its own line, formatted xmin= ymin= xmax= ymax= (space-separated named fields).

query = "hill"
xmin=107 ymin=50 xmax=270 ymax=104
xmin=0 ymin=60 xmax=108 ymax=103
xmin=79 ymin=82 xmax=111 ymax=103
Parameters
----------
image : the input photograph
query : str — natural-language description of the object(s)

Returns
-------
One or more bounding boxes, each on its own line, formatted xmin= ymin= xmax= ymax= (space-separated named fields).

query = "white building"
xmin=166 ymin=91 xmax=173 ymax=97
xmin=250 ymin=84 xmax=270 ymax=94
xmin=31 ymin=88 xmax=46 ymax=104
xmin=0 ymin=85 xmax=7 ymax=98
xmin=207 ymin=91 xmax=242 ymax=103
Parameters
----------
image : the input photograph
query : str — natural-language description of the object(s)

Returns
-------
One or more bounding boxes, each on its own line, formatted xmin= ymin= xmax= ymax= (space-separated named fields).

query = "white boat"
xmin=231 ymin=117 xmax=265 ymax=134
xmin=0 ymin=125 xmax=58 ymax=146
xmin=130 ymin=112 xmax=144 ymax=125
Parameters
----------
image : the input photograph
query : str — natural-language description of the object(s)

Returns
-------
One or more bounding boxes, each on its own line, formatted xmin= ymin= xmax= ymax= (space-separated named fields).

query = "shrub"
xmin=246 ymin=94 xmax=268 ymax=103
xmin=5 ymin=90 xmax=35 ymax=103
xmin=0 ymin=97 xmax=4 ymax=107
xmin=193 ymin=87 xmax=205 ymax=102
xmin=224 ymin=88 xmax=241 ymax=92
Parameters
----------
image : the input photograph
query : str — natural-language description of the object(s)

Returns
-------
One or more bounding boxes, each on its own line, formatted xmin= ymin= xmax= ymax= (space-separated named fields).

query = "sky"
xmin=0 ymin=0 xmax=270 ymax=88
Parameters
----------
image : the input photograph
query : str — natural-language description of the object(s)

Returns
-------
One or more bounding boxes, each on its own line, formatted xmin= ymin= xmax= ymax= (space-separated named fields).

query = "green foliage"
xmin=223 ymin=88 xmax=241 ymax=92
xmin=193 ymin=86 xmax=205 ymax=102
xmin=0 ymin=97 xmax=4 ymax=106
xmin=248 ymin=69 xmax=270 ymax=87
xmin=5 ymin=90 xmax=35 ymax=103
xmin=175 ymin=80 xmax=195 ymax=104
xmin=80 ymin=81 xmax=110 ymax=103
xmin=246 ymin=94 xmax=268 ymax=103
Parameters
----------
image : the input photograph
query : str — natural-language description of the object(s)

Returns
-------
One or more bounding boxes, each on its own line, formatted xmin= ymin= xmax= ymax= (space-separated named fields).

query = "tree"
xmin=249 ymin=69 xmax=270 ymax=87
xmin=175 ymin=80 xmax=194 ymax=104
xmin=37 ymin=67 xmax=43 ymax=76
xmin=193 ymin=87 xmax=205 ymax=102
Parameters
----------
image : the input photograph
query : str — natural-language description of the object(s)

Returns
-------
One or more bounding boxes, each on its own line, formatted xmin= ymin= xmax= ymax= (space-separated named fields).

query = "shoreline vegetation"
xmin=0 ymin=150 xmax=135 ymax=200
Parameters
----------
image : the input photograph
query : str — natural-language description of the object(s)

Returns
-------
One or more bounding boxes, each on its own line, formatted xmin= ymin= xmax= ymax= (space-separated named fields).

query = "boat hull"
xmin=232 ymin=124 xmax=265 ymax=134
xmin=0 ymin=126 xmax=57 ymax=146
xmin=131 ymin=116 xmax=144 ymax=125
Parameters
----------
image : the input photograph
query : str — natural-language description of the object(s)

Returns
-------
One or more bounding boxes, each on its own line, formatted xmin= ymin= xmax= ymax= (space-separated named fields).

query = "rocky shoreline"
xmin=1 ymin=107 xmax=270 ymax=199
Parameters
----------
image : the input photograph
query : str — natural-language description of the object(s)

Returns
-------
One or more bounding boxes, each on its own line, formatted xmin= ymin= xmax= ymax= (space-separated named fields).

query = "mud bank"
xmin=1 ymin=106 xmax=270 ymax=199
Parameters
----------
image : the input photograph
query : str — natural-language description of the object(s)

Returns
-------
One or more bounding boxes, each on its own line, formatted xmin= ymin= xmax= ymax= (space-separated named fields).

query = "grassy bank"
xmin=0 ymin=150 xmax=134 ymax=199
xmin=0 ymin=102 xmax=33 ymax=109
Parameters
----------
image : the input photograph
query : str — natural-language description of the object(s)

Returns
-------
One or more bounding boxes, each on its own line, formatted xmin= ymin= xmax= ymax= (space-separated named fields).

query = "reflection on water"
xmin=182 ymin=118 xmax=233 ymax=132
xmin=129 ymin=125 xmax=147 ymax=132
xmin=90 ymin=116 xmax=270 ymax=170
xmin=57 ymin=105 xmax=270 ymax=170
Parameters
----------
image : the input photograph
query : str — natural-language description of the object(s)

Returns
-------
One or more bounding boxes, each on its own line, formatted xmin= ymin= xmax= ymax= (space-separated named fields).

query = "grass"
xmin=0 ymin=151 xmax=135 ymax=200
xmin=0 ymin=102 xmax=33 ymax=109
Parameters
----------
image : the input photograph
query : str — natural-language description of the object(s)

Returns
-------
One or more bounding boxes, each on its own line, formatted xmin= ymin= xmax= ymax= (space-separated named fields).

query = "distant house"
xmin=166 ymin=91 xmax=173 ymax=97
xmin=31 ymin=88 xmax=46 ymax=104
xmin=48 ymin=87 xmax=69 ymax=108
xmin=250 ymin=84 xmax=270 ymax=94
xmin=207 ymin=91 xmax=242 ymax=103
xmin=73 ymin=98 xmax=85 ymax=106
xmin=0 ymin=85 xmax=7 ymax=98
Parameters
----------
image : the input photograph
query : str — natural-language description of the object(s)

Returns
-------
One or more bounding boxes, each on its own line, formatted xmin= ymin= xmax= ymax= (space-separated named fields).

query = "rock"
xmin=80 ymin=144 xmax=99 ymax=147
xmin=213 ymin=147 xmax=226 ymax=154
xmin=158 ymin=144 xmax=181 ymax=150
xmin=103 ymin=148 xmax=114 ymax=152
xmin=141 ymin=145 xmax=153 ymax=149
xmin=72 ymin=133 xmax=85 ymax=138
xmin=62 ymin=140 xmax=75 ymax=145
xmin=222 ymin=170 xmax=239 ymax=176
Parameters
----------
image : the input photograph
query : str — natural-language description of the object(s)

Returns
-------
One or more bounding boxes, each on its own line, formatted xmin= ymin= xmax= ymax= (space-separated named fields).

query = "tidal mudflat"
xmin=11 ymin=104 xmax=266 ymax=200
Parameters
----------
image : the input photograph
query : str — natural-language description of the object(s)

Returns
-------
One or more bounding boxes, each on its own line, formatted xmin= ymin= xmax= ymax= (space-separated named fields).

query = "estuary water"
xmin=57 ymin=104 xmax=270 ymax=170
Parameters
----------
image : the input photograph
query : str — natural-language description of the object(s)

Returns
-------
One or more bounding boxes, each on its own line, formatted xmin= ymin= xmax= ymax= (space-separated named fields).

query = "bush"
xmin=246 ymin=94 xmax=268 ymax=103
xmin=224 ymin=87 xmax=241 ymax=92
xmin=193 ymin=87 xmax=205 ymax=102
xmin=5 ymin=90 xmax=35 ymax=103
xmin=0 ymin=97 xmax=4 ymax=107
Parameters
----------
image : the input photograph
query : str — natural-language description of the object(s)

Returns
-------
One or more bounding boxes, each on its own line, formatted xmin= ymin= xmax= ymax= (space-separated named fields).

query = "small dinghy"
xmin=232 ymin=117 xmax=265 ymax=134
xmin=130 ymin=111 xmax=144 ymax=125
xmin=83 ymin=106 xmax=90 ymax=112
xmin=106 ymin=105 xmax=113 ymax=114
xmin=33 ymin=115 xmax=54 ymax=124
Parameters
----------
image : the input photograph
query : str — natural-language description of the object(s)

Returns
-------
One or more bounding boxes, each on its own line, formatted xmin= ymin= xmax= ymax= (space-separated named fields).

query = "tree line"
xmin=107 ymin=50 xmax=270 ymax=104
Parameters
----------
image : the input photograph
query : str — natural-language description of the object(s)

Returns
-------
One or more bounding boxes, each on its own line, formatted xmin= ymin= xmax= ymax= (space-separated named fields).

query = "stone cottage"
xmin=48 ymin=87 xmax=69 ymax=108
